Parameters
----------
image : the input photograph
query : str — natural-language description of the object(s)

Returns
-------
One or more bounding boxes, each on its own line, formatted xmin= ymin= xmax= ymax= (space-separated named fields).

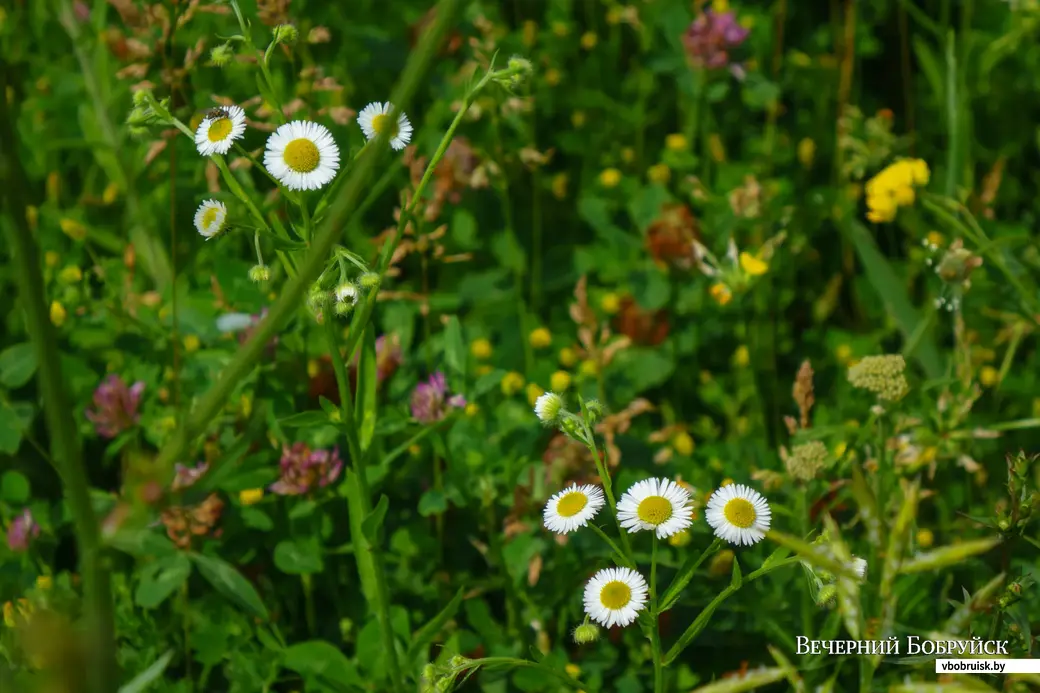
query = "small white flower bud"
xmin=533 ymin=392 xmax=564 ymax=425
xmin=335 ymin=282 xmax=358 ymax=305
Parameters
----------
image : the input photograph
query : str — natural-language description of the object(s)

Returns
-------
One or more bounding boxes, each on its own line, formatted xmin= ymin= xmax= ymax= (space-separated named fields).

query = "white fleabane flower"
xmin=543 ymin=484 xmax=604 ymax=534
xmin=850 ymin=556 xmax=867 ymax=581
xmin=583 ymin=567 xmax=648 ymax=628
xmin=533 ymin=392 xmax=564 ymax=425
xmin=357 ymin=101 xmax=413 ymax=151
xmin=194 ymin=200 xmax=227 ymax=239
xmin=617 ymin=478 xmax=693 ymax=539
xmin=194 ymin=105 xmax=246 ymax=156
xmin=705 ymin=483 xmax=771 ymax=546
xmin=264 ymin=120 xmax=340 ymax=191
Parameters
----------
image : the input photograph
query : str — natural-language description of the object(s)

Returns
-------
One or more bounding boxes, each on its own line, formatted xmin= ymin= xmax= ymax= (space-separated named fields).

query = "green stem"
xmin=659 ymin=537 xmax=722 ymax=611
xmin=461 ymin=658 xmax=583 ymax=689
xmin=0 ymin=63 xmax=118 ymax=693
xmin=797 ymin=486 xmax=814 ymax=640
xmin=650 ymin=536 xmax=663 ymax=693
xmin=589 ymin=523 xmax=633 ymax=568
xmin=578 ymin=403 xmax=634 ymax=563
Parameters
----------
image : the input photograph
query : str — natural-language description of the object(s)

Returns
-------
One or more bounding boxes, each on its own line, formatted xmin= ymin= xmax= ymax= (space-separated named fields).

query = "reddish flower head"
xmin=7 ymin=509 xmax=40 ymax=552
xmin=86 ymin=374 xmax=144 ymax=439
xmin=270 ymin=442 xmax=343 ymax=496
xmin=683 ymin=10 xmax=749 ymax=71
xmin=410 ymin=372 xmax=466 ymax=423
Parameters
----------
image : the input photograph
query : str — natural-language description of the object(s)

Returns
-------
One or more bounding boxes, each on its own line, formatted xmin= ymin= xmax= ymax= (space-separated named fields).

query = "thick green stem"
xmin=0 ymin=63 xmax=119 ymax=693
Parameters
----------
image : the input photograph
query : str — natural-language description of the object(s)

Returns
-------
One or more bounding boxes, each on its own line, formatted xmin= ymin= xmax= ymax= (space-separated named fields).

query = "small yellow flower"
xmin=712 ymin=0 xmax=730 ymax=12
xmin=59 ymin=218 xmax=86 ymax=241
xmin=559 ymin=347 xmax=578 ymax=368
xmin=501 ymin=371 xmax=525 ymax=396
xmin=565 ymin=663 xmax=581 ymax=677
xmin=50 ymin=301 xmax=66 ymax=327
xmin=36 ymin=575 xmax=53 ymax=591
xmin=550 ymin=370 xmax=572 ymax=392
xmin=3 ymin=601 xmax=15 ymax=628
xmin=672 ymin=431 xmax=694 ymax=456
xmin=470 ymin=338 xmax=493 ymax=360
xmin=545 ymin=68 xmax=562 ymax=87
xmin=102 ymin=182 xmax=119 ymax=205
xmin=739 ymin=251 xmax=768 ymax=276
xmin=239 ymin=488 xmax=264 ymax=506
xmin=409 ymin=444 xmax=422 ymax=457
xmin=552 ymin=21 xmax=570 ymax=37
xmin=580 ymin=31 xmax=597 ymax=50
xmin=183 ymin=334 xmax=201 ymax=353
xmin=307 ymin=359 xmax=321 ymax=378
xmin=551 ymin=172 xmax=568 ymax=199
xmin=665 ymin=133 xmax=688 ymax=152
xmin=668 ymin=529 xmax=693 ymax=547
xmin=979 ymin=366 xmax=999 ymax=387
xmin=606 ymin=6 xmax=623 ymax=24
xmin=708 ymin=134 xmax=726 ymax=163
xmin=733 ymin=345 xmax=750 ymax=368
xmin=572 ymin=111 xmax=586 ymax=128
xmin=708 ymin=549 xmax=735 ymax=577
xmin=522 ymin=20 xmax=538 ymax=47
xmin=721 ymin=478 xmax=734 ymax=487
xmin=465 ymin=403 xmax=480 ymax=417
xmin=59 ymin=265 xmax=82 ymax=284
xmin=600 ymin=292 xmax=621 ymax=314
xmin=709 ymin=282 xmax=732 ymax=306
xmin=526 ymin=383 xmax=544 ymax=406
xmin=647 ymin=163 xmax=671 ymax=184
xmin=579 ymin=359 xmax=598 ymax=377
xmin=46 ymin=171 xmax=60 ymax=202
xmin=44 ymin=251 xmax=59 ymax=268
xmin=835 ymin=344 xmax=853 ymax=364
xmin=157 ymin=415 xmax=176 ymax=433
xmin=916 ymin=528 xmax=934 ymax=548
xmin=909 ymin=159 xmax=930 ymax=185
xmin=797 ymin=138 xmax=815 ymax=168
xmin=598 ymin=168 xmax=621 ymax=188
xmin=240 ymin=394 xmax=252 ymax=419
xmin=833 ymin=441 xmax=848 ymax=459
xmin=476 ymin=364 xmax=493 ymax=376
xmin=621 ymin=147 xmax=635 ymax=164
xmin=529 ymin=327 xmax=552 ymax=349
xmin=26 ymin=205 xmax=38 ymax=230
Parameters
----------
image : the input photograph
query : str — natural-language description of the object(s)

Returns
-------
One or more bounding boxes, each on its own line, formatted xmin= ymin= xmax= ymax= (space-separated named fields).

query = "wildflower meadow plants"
xmin=3 ymin=1 xmax=1040 ymax=692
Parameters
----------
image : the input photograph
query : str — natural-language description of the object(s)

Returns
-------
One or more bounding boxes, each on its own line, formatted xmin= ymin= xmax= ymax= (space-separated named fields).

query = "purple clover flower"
xmin=410 ymin=372 xmax=466 ymax=424
xmin=269 ymin=443 xmax=343 ymax=496
xmin=683 ymin=10 xmax=750 ymax=72
xmin=172 ymin=462 xmax=209 ymax=492
xmin=85 ymin=374 xmax=144 ymax=439
xmin=7 ymin=509 xmax=40 ymax=552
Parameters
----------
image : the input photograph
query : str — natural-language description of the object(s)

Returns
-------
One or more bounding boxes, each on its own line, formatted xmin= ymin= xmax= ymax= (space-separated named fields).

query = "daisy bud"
xmin=508 ymin=56 xmax=533 ymax=74
xmin=533 ymin=392 xmax=564 ymax=425
xmin=560 ymin=415 xmax=584 ymax=441
xmin=307 ymin=285 xmax=332 ymax=310
xmin=573 ymin=622 xmax=600 ymax=644
xmin=584 ymin=399 xmax=605 ymax=424
xmin=132 ymin=89 xmax=150 ymax=107
xmin=210 ymin=43 xmax=234 ymax=67
xmin=333 ymin=300 xmax=355 ymax=317
xmin=273 ymin=24 xmax=299 ymax=45
xmin=335 ymin=282 xmax=358 ymax=305
xmin=816 ymin=584 xmax=837 ymax=607
xmin=248 ymin=265 xmax=271 ymax=283
xmin=448 ymin=655 xmax=471 ymax=670
xmin=358 ymin=272 xmax=380 ymax=289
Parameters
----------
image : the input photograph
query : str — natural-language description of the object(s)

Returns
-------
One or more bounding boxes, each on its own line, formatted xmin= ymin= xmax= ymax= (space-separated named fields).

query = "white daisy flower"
xmin=264 ymin=120 xmax=341 ymax=191
xmin=194 ymin=200 xmax=227 ymax=239
xmin=543 ymin=484 xmax=605 ymax=534
xmin=194 ymin=105 xmax=247 ymax=156
xmin=533 ymin=392 xmax=564 ymax=425
xmin=705 ymin=483 xmax=771 ymax=547
xmin=616 ymin=478 xmax=693 ymax=539
xmin=357 ymin=101 xmax=413 ymax=151
xmin=850 ymin=556 xmax=867 ymax=581
xmin=583 ymin=567 xmax=649 ymax=628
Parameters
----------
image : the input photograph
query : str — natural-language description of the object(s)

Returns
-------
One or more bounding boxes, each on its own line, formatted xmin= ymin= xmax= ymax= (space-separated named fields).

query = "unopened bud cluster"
xmin=848 ymin=354 xmax=909 ymax=402
xmin=997 ymin=451 xmax=1039 ymax=537
xmin=786 ymin=440 xmax=829 ymax=481
xmin=126 ymin=89 xmax=172 ymax=136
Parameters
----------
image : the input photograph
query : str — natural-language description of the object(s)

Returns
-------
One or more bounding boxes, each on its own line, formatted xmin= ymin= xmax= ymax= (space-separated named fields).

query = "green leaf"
xmin=278 ymin=410 xmax=331 ymax=428
xmin=730 ymin=557 xmax=743 ymax=588
xmin=663 ymin=579 xmax=743 ymax=665
xmin=274 ymin=538 xmax=325 ymax=575
xmin=406 ymin=587 xmax=465 ymax=663
xmin=417 ymin=489 xmax=448 ymax=517
xmin=451 ymin=208 xmax=478 ymax=249
xmin=0 ymin=470 xmax=31 ymax=503
xmin=107 ymin=530 xmax=178 ymax=558
xmin=764 ymin=530 xmax=861 ymax=580
xmin=0 ymin=343 xmax=37 ymax=388
xmin=899 ymin=537 xmax=1002 ymax=574
xmin=190 ymin=552 xmax=269 ymax=620
xmin=628 ymin=184 xmax=670 ymax=233
xmin=687 ymin=668 xmax=786 ymax=692
xmin=0 ymin=401 xmax=33 ymax=455
xmin=355 ymin=328 xmax=378 ymax=452
xmin=362 ymin=494 xmax=390 ymax=544
xmin=443 ymin=315 xmax=466 ymax=377
xmin=241 ymin=507 xmax=274 ymax=531
xmin=135 ymin=553 xmax=192 ymax=609
xmin=660 ymin=540 xmax=721 ymax=612
xmin=842 ymin=219 xmax=943 ymax=379
xmin=118 ymin=650 xmax=175 ymax=693
xmin=490 ymin=230 xmax=526 ymax=274
xmin=283 ymin=640 xmax=364 ymax=689
xmin=345 ymin=471 xmax=378 ymax=604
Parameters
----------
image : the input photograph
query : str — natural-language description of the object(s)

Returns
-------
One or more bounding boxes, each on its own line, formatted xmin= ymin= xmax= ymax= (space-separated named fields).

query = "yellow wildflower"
xmin=709 ymin=282 xmax=732 ymax=306
xmin=599 ymin=168 xmax=621 ymax=188
xmin=36 ymin=575 xmax=52 ymax=591
xmin=621 ymin=147 xmax=635 ymax=164
xmin=470 ymin=338 xmax=492 ymax=360
xmin=529 ymin=327 xmax=552 ymax=349
xmin=647 ymin=163 xmax=671 ymax=184
xmin=44 ymin=251 xmax=59 ymax=268
xmin=102 ymin=182 xmax=119 ymax=205
xmin=551 ymin=172 xmax=568 ymax=199
xmin=545 ymin=68 xmax=562 ymax=87
xmin=979 ymin=366 xmax=999 ymax=387
xmin=50 ymin=301 xmax=66 ymax=327
xmin=501 ymin=371 xmax=525 ymax=396
xmin=307 ymin=359 xmax=320 ymax=378
xmin=551 ymin=21 xmax=569 ymax=37
xmin=559 ymin=347 xmax=578 ymax=368
xmin=239 ymin=488 xmax=264 ymax=505
xmin=565 ymin=663 xmax=581 ymax=677
xmin=835 ymin=344 xmax=853 ymax=364
xmin=550 ymin=370 xmax=572 ymax=392
xmin=665 ymin=133 xmax=687 ymax=152
xmin=59 ymin=265 xmax=82 ymax=284
xmin=721 ymin=478 xmax=734 ymax=487
xmin=733 ymin=345 xmax=750 ymax=367
xmin=865 ymin=159 xmax=929 ymax=224
xmin=522 ymin=20 xmax=538 ymax=47
xmin=579 ymin=359 xmax=599 ymax=377
xmin=571 ymin=111 xmax=586 ymax=128
xmin=916 ymin=528 xmax=934 ymax=548
xmin=59 ymin=218 xmax=86 ymax=241
xmin=672 ymin=431 xmax=694 ymax=456
xmin=526 ymin=383 xmax=544 ymax=406
xmin=600 ymin=292 xmax=621 ymax=314
xmin=712 ymin=0 xmax=730 ymax=11
xmin=465 ymin=403 xmax=480 ymax=417
xmin=668 ymin=529 xmax=692 ymax=547
xmin=797 ymin=138 xmax=815 ymax=168
xmin=580 ymin=31 xmax=597 ymax=50
xmin=183 ymin=334 xmax=201 ymax=353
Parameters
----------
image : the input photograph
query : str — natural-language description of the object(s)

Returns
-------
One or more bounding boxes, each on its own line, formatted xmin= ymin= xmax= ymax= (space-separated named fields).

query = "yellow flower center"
xmin=599 ymin=581 xmax=631 ymax=610
xmin=723 ymin=498 xmax=756 ymax=529
xmin=371 ymin=113 xmax=396 ymax=136
xmin=637 ymin=496 xmax=672 ymax=525
xmin=556 ymin=491 xmax=587 ymax=518
xmin=201 ymin=207 xmax=219 ymax=229
xmin=207 ymin=118 xmax=233 ymax=142
xmin=283 ymin=138 xmax=321 ymax=173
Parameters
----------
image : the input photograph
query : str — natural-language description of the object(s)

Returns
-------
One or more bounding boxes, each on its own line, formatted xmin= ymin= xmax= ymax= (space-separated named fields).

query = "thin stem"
xmin=0 ymin=62 xmax=118 ymax=693
xmin=589 ymin=523 xmax=633 ymax=568
xmin=578 ymin=409 xmax=634 ymax=562
xmin=650 ymin=536 xmax=663 ymax=693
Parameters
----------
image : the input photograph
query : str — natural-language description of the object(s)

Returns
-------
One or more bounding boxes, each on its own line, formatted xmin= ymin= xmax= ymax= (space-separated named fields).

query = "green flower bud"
xmin=210 ymin=43 xmax=234 ymax=67
xmin=584 ymin=399 xmax=605 ymax=424
xmin=273 ymin=24 xmax=299 ymax=45
xmin=573 ymin=622 xmax=599 ymax=644
xmin=248 ymin=264 xmax=271 ymax=283
xmin=359 ymin=272 xmax=380 ymax=289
